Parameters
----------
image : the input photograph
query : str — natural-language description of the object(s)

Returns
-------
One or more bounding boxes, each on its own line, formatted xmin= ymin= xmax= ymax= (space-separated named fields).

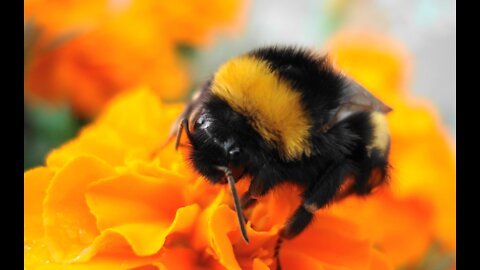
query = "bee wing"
xmin=342 ymin=78 xmax=392 ymax=112
xmin=321 ymin=77 xmax=392 ymax=132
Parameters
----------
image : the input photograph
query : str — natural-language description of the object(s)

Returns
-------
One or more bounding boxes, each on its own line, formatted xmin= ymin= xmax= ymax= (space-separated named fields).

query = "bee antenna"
xmin=183 ymin=118 xmax=194 ymax=141
xmin=175 ymin=118 xmax=195 ymax=150
xmin=174 ymin=119 xmax=185 ymax=150
xmin=215 ymin=166 xmax=250 ymax=243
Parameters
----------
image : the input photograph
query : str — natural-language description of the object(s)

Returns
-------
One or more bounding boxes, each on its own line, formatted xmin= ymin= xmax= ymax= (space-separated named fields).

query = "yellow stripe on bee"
xmin=211 ymin=56 xmax=312 ymax=160
xmin=368 ymin=112 xmax=389 ymax=156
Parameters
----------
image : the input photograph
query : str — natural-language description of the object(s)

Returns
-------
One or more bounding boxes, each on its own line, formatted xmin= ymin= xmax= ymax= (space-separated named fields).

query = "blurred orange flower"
xmin=24 ymin=0 xmax=109 ymax=39
xmin=24 ymin=0 xmax=246 ymax=117
xmin=25 ymin=12 xmax=188 ymax=117
xmin=326 ymin=30 xmax=456 ymax=267
xmin=129 ymin=0 xmax=248 ymax=46
xmin=25 ymin=87 xmax=392 ymax=270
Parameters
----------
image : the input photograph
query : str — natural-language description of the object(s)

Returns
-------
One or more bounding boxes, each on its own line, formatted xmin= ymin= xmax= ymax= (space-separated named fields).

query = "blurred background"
xmin=24 ymin=0 xmax=456 ymax=269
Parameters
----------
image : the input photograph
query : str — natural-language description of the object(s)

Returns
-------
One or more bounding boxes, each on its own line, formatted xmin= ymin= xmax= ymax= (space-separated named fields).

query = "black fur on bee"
xmin=168 ymin=46 xmax=392 ymax=268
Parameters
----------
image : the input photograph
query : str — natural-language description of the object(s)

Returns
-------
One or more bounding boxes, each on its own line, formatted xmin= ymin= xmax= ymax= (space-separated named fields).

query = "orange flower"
xmin=24 ymin=0 xmax=246 ymax=116
xmin=25 ymin=11 xmax=188 ymax=117
xmin=24 ymin=0 xmax=109 ymax=39
xmin=326 ymin=30 xmax=456 ymax=266
xmin=25 ymin=87 xmax=392 ymax=269
xmin=129 ymin=0 xmax=248 ymax=46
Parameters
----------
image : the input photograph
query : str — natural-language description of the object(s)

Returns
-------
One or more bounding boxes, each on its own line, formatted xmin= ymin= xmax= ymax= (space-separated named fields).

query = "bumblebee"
xmin=169 ymin=46 xmax=391 ymax=266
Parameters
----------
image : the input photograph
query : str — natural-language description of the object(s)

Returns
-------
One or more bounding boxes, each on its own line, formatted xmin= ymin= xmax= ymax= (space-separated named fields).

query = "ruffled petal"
xmin=388 ymin=102 xmax=456 ymax=250
xmin=156 ymin=247 xmax=225 ymax=270
xmin=280 ymin=250 xmax=338 ymax=270
xmin=43 ymin=156 xmax=114 ymax=262
xmin=25 ymin=237 xmax=168 ymax=270
xmin=72 ymin=204 xmax=200 ymax=261
xmin=208 ymin=204 xmax=242 ymax=270
xmin=86 ymin=171 xmax=186 ymax=230
xmin=46 ymin=88 xmax=185 ymax=169
xmin=249 ymin=183 xmax=301 ymax=231
xmin=24 ymin=167 xmax=54 ymax=240
xmin=331 ymin=187 xmax=434 ymax=266
xmin=252 ymin=258 xmax=270 ymax=270
xmin=283 ymin=213 xmax=372 ymax=270
xmin=369 ymin=249 xmax=395 ymax=270
xmin=191 ymin=190 xmax=227 ymax=251
xmin=327 ymin=30 xmax=412 ymax=100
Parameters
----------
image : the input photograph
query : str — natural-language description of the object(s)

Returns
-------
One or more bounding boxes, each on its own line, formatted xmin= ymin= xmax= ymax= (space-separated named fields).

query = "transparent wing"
xmin=321 ymin=77 xmax=392 ymax=132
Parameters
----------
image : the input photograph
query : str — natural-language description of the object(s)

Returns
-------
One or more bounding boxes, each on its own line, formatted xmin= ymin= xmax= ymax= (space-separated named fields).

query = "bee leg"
xmin=274 ymin=236 xmax=284 ymax=270
xmin=248 ymin=168 xmax=279 ymax=197
xmin=280 ymin=163 xmax=351 ymax=239
xmin=279 ymin=205 xmax=314 ymax=239
xmin=239 ymin=191 xmax=257 ymax=229
xmin=275 ymin=207 xmax=314 ymax=270
xmin=274 ymin=163 xmax=350 ymax=270
xmin=240 ymin=191 xmax=257 ymax=210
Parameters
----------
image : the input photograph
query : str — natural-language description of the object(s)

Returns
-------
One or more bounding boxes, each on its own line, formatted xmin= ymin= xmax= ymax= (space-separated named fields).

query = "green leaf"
xmin=24 ymin=101 xmax=90 ymax=170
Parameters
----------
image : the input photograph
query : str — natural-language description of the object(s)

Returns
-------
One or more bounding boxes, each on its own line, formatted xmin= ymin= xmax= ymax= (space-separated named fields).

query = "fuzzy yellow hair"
xmin=211 ymin=56 xmax=312 ymax=160
xmin=368 ymin=111 xmax=390 ymax=156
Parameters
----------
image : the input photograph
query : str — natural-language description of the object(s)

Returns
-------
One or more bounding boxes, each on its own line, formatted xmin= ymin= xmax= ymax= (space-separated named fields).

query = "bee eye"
xmin=194 ymin=114 xmax=210 ymax=130
xmin=196 ymin=114 xmax=205 ymax=126
xmin=228 ymin=147 xmax=241 ymax=163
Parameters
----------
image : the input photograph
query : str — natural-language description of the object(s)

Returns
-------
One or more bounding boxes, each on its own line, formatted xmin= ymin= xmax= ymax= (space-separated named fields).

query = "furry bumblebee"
xmin=169 ymin=46 xmax=391 ymax=266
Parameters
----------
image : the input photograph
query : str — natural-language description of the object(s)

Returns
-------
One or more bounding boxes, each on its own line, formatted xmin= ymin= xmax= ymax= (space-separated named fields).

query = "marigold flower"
xmin=128 ymin=0 xmax=248 ymax=46
xmin=24 ymin=0 xmax=109 ymax=39
xmin=25 ymin=87 xmax=393 ymax=269
xmin=24 ymin=0 xmax=246 ymax=116
xmin=25 ymin=11 xmax=188 ymax=117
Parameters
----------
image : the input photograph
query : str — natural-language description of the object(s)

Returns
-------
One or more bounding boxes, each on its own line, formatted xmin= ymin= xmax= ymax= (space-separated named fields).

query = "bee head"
xmin=176 ymin=94 xmax=256 ymax=244
xmin=182 ymin=97 xmax=256 ymax=184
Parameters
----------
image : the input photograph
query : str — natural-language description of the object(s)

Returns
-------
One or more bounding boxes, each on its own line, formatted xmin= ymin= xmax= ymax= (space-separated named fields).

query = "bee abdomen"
xmin=367 ymin=111 xmax=390 ymax=157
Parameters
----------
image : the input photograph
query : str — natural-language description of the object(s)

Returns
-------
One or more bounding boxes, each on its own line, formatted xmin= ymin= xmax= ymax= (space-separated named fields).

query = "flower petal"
xmin=369 ymin=249 xmax=394 ymax=270
xmin=191 ymin=189 xmax=227 ymax=250
xmin=96 ymin=87 xmax=184 ymax=149
xmin=25 ymin=237 xmax=166 ymax=270
xmin=25 ymin=239 xmax=52 ymax=269
xmin=46 ymin=124 xmax=130 ymax=169
xmin=327 ymin=30 xmax=412 ymax=100
xmin=331 ymin=187 xmax=434 ymax=266
xmin=283 ymin=213 xmax=372 ymax=270
xmin=46 ymin=88 xmax=184 ymax=169
xmin=249 ymin=183 xmax=301 ymax=231
xmin=86 ymin=171 xmax=187 ymax=230
xmin=388 ymin=102 xmax=456 ymax=250
xmin=156 ymin=247 xmax=225 ymax=270
xmin=25 ymin=167 xmax=54 ymax=240
xmin=103 ymin=215 xmax=197 ymax=257
xmin=252 ymin=258 xmax=270 ymax=270
xmin=279 ymin=250 xmax=338 ymax=270
xmin=43 ymin=156 xmax=114 ymax=262
xmin=209 ymin=204 xmax=242 ymax=270
xmin=73 ymin=204 xmax=200 ymax=261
